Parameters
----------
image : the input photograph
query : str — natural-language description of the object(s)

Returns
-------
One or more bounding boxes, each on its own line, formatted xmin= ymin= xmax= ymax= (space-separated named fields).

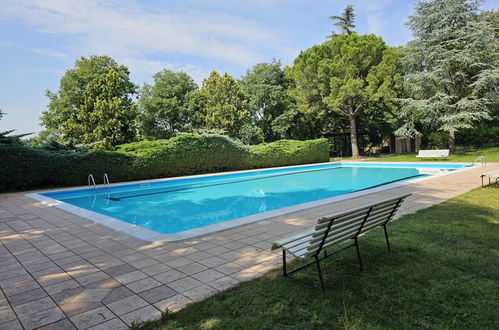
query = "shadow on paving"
xmin=135 ymin=188 xmax=499 ymax=329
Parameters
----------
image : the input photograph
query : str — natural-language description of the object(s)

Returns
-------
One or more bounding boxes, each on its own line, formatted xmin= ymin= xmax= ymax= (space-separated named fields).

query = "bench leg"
xmin=314 ymin=256 xmax=325 ymax=292
xmin=383 ymin=225 xmax=391 ymax=251
xmin=282 ymin=250 xmax=287 ymax=277
xmin=354 ymin=237 xmax=363 ymax=271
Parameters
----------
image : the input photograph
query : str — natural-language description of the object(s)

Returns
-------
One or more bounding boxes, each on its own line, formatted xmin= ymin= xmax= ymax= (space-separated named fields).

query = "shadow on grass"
xmin=137 ymin=188 xmax=499 ymax=329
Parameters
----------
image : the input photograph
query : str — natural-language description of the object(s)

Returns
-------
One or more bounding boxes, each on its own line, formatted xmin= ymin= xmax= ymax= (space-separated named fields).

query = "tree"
xmin=287 ymin=34 xmax=399 ymax=156
xmin=41 ymin=56 xmax=138 ymax=149
xmin=397 ymin=0 xmax=498 ymax=151
xmin=195 ymin=71 xmax=251 ymax=139
xmin=239 ymin=60 xmax=293 ymax=141
xmin=328 ymin=4 xmax=356 ymax=38
xmin=138 ymin=70 xmax=198 ymax=140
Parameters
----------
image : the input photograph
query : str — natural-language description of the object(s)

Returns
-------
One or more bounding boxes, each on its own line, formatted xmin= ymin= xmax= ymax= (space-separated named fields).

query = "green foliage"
xmin=76 ymin=68 xmax=138 ymax=149
xmin=249 ymin=139 xmax=331 ymax=168
xmin=24 ymin=129 xmax=60 ymax=148
xmin=117 ymin=134 xmax=250 ymax=178
xmin=456 ymin=122 xmax=499 ymax=148
xmin=0 ymin=135 xmax=330 ymax=192
xmin=138 ymin=70 xmax=198 ymax=139
xmin=41 ymin=55 xmax=138 ymax=149
xmin=0 ymin=130 xmax=32 ymax=145
xmin=239 ymin=123 xmax=264 ymax=145
xmin=239 ymin=60 xmax=294 ymax=141
xmin=328 ymin=4 xmax=356 ymax=37
xmin=397 ymin=0 xmax=498 ymax=150
xmin=195 ymin=71 xmax=251 ymax=138
xmin=0 ymin=146 xmax=134 ymax=191
xmin=425 ymin=131 xmax=448 ymax=149
xmin=287 ymin=34 xmax=399 ymax=156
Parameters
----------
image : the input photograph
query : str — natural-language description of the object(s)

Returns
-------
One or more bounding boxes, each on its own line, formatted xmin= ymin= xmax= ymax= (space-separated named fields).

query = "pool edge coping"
xmin=25 ymin=161 xmax=479 ymax=242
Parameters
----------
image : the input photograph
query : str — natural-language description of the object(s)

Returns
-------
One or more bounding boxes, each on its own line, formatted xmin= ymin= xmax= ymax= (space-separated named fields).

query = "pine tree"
xmin=397 ymin=0 xmax=498 ymax=151
xmin=328 ymin=4 xmax=356 ymax=38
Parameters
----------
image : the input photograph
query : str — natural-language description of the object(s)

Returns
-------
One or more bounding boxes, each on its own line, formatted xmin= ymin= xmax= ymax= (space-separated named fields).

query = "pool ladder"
xmin=88 ymin=174 xmax=96 ymax=190
xmin=472 ymin=156 xmax=486 ymax=167
xmin=88 ymin=173 xmax=111 ymax=190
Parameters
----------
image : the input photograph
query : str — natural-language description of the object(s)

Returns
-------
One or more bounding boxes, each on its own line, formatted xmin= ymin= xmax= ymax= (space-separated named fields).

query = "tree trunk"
xmin=405 ymin=138 xmax=411 ymax=153
xmin=448 ymin=129 xmax=455 ymax=153
xmin=349 ymin=114 xmax=359 ymax=157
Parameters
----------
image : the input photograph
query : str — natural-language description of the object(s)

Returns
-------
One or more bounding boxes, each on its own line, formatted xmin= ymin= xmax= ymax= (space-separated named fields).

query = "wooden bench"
xmin=416 ymin=149 xmax=449 ymax=159
xmin=481 ymin=170 xmax=499 ymax=187
xmin=271 ymin=194 xmax=411 ymax=291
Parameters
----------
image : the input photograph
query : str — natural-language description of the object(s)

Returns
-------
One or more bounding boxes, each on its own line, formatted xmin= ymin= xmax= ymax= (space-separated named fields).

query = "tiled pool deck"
xmin=0 ymin=162 xmax=497 ymax=329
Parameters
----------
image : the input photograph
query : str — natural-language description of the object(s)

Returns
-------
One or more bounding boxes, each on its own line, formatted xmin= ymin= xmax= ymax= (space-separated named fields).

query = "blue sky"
xmin=1 ymin=0 xmax=497 ymax=134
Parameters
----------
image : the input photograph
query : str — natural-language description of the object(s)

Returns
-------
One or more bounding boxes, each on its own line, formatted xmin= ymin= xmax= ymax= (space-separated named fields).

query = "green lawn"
xmin=135 ymin=187 xmax=499 ymax=329
xmin=337 ymin=147 xmax=499 ymax=163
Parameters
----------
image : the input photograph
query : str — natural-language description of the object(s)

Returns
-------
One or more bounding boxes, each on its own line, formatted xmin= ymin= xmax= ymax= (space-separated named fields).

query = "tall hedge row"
xmin=0 ymin=134 xmax=330 ymax=192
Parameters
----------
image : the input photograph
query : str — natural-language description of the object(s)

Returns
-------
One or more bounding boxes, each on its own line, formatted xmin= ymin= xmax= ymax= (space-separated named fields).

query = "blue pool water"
xmin=41 ymin=162 xmax=464 ymax=234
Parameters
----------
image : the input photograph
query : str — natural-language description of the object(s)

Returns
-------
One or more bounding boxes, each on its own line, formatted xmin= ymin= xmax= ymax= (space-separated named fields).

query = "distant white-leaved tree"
xmin=397 ymin=0 xmax=498 ymax=151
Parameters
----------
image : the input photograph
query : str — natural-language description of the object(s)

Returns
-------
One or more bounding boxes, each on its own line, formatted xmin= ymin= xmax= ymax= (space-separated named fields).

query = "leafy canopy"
xmin=138 ymin=70 xmax=198 ymax=140
xmin=41 ymin=55 xmax=138 ymax=149
xmin=397 ymin=0 xmax=498 ymax=146
xmin=287 ymin=34 xmax=400 ymax=156
xmin=239 ymin=60 xmax=294 ymax=142
xmin=195 ymin=71 xmax=251 ymax=139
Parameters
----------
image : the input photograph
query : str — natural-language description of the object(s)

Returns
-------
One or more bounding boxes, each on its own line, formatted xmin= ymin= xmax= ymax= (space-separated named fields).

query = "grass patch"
xmin=356 ymin=147 xmax=499 ymax=162
xmin=135 ymin=187 xmax=499 ymax=329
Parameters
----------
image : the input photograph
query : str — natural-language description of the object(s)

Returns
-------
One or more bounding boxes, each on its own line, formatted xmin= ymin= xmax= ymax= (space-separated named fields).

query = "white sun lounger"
xmin=271 ymin=193 xmax=411 ymax=291
xmin=416 ymin=149 xmax=449 ymax=159
xmin=481 ymin=170 xmax=499 ymax=187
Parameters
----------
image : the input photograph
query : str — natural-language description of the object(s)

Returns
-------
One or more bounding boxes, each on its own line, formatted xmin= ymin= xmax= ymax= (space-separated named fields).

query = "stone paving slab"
xmin=0 ymin=162 xmax=497 ymax=329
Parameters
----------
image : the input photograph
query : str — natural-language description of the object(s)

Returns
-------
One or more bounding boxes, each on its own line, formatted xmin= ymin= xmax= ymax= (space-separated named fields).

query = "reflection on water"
xmin=57 ymin=166 xmax=431 ymax=234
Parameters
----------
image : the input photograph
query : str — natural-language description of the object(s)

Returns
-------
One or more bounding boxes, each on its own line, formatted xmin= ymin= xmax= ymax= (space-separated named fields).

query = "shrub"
xmin=425 ymin=131 xmax=448 ymax=149
xmin=0 ymin=147 xmax=134 ymax=191
xmin=0 ymin=134 xmax=330 ymax=192
xmin=456 ymin=123 xmax=499 ymax=148
xmin=117 ymin=134 xmax=250 ymax=178
xmin=239 ymin=124 xmax=264 ymax=145
xmin=249 ymin=139 xmax=330 ymax=168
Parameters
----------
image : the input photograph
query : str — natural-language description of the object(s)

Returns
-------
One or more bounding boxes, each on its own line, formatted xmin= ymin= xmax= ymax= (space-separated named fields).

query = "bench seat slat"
xmin=316 ymin=209 xmax=369 ymax=225
xmin=280 ymin=235 xmax=314 ymax=251
xmin=271 ymin=228 xmax=315 ymax=250
xmin=315 ymin=211 xmax=367 ymax=230
xmin=287 ymin=241 xmax=311 ymax=255
xmin=309 ymin=221 xmax=362 ymax=245
xmin=307 ymin=227 xmax=360 ymax=252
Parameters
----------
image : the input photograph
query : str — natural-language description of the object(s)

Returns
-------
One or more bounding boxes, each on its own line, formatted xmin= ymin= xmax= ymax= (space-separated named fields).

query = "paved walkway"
xmin=0 ymin=163 xmax=497 ymax=329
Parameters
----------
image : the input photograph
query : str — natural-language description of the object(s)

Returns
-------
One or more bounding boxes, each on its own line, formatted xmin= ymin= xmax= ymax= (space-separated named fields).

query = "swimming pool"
xmin=28 ymin=162 xmax=468 ymax=241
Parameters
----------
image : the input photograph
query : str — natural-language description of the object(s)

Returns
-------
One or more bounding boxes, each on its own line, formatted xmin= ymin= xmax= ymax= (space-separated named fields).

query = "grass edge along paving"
xmin=133 ymin=186 xmax=499 ymax=330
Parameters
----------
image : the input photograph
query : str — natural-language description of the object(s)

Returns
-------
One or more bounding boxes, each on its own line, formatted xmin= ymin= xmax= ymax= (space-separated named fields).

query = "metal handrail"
xmin=472 ymin=156 xmax=486 ymax=167
xmin=88 ymin=174 xmax=96 ymax=190
xmin=104 ymin=173 xmax=110 ymax=186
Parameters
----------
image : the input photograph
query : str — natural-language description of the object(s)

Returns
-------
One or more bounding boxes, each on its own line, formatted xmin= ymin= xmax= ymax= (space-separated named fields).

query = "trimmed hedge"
xmin=0 ymin=134 xmax=330 ymax=192
xmin=249 ymin=139 xmax=330 ymax=168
